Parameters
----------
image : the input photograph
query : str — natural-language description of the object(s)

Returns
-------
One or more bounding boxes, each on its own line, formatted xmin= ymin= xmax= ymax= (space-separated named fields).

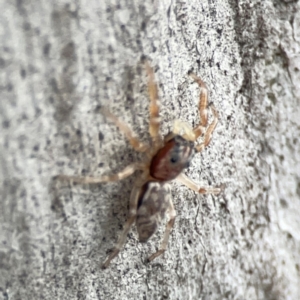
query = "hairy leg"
xmin=147 ymin=199 xmax=176 ymax=262
xmin=195 ymin=104 xmax=218 ymax=152
xmin=101 ymin=108 xmax=149 ymax=152
xmin=102 ymin=215 xmax=136 ymax=269
xmin=188 ymin=72 xmax=209 ymax=139
xmin=57 ymin=163 xmax=145 ymax=184
xmin=144 ymin=60 xmax=161 ymax=146
xmin=176 ymin=173 xmax=221 ymax=194
xmin=102 ymin=184 xmax=141 ymax=269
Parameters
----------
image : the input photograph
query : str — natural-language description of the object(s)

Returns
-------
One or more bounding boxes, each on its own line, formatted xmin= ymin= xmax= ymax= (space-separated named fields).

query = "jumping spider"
xmin=58 ymin=60 xmax=221 ymax=269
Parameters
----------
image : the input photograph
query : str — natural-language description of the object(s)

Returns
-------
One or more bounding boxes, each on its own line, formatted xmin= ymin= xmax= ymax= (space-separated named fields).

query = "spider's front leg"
xmin=100 ymin=108 xmax=149 ymax=152
xmin=189 ymin=72 xmax=209 ymax=139
xmin=144 ymin=59 xmax=162 ymax=147
xmin=188 ymin=72 xmax=218 ymax=152
xmin=195 ymin=104 xmax=218 ymax=152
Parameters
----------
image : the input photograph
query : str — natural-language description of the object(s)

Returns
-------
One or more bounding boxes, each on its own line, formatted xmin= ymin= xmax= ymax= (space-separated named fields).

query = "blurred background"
xmin=0 ymin=0 xmax=300 ymax=299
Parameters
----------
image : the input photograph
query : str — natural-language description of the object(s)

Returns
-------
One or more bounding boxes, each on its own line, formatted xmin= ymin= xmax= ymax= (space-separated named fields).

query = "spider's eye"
xmin=170 ymin=155 xmax=178 ymax=164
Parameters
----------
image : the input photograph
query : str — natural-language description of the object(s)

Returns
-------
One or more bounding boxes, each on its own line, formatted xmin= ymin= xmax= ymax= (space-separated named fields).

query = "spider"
xmin=57 ymin=60 xmax=221 ymax=269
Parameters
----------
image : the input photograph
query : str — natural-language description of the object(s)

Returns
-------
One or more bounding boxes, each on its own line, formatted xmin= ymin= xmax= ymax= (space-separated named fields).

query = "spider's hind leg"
xmin=102 ymin=213 xmax=136 ymax=269
xmin=102 ymin=183 xmax=142 ymax=269
xmin=147 ymin=199 xmax=176 ymax=262
xmin=56 ymin=162 xmax=145 ymax=184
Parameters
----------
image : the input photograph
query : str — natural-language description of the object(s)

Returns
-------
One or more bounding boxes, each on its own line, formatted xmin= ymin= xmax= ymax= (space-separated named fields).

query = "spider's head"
xmin=150 ymin=128 xmax=195 ymax=181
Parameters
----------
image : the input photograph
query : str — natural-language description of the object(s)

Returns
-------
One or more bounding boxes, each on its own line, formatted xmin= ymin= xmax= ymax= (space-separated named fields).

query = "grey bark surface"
xmin=0 ymin=0 xmax=300 ymax=299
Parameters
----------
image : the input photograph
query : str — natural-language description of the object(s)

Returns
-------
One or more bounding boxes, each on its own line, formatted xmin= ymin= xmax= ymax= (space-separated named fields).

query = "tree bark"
xmin=1 ymin=0 xmax=300 ymax=299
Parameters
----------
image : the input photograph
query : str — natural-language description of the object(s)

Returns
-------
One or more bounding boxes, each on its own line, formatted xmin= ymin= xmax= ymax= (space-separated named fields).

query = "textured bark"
xmin=0 ymin=0 xmax=300 ymax=299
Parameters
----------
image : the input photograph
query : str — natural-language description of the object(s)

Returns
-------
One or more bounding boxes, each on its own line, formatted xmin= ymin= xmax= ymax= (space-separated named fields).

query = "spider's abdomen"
xmin=136 ymin=182 xmax=172 ymax=242
xmin=150 ymin=135 xmax=194 ymax=181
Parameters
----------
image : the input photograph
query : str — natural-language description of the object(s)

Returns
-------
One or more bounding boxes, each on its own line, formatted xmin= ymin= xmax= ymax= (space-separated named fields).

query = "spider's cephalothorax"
xmin=150 ymin=135 xmax=195 ymax=181
xmin=57 ymin=60 xmax=221 ymax=268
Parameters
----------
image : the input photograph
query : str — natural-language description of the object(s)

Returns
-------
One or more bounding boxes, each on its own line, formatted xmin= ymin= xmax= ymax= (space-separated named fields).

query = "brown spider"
xmin=57 ymin=60 xmax=221 ymax=269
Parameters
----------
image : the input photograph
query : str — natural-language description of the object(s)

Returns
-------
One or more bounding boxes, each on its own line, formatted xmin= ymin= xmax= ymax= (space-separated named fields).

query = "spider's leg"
xmin=144 ymin=60 xmax=161 ymax=146
xmin=101 ymin=108 xmax=149 ymax=152
xmin=176 ymin=173 xmax=221 ymax=194
xmin=57 ymin=163 xmax=145 ymax=184
xmin=189 ymin=72 xmax=209 ymax=140
xmin=195 ymin=104 xmax=218 ymax=152
xmin=102 ymin=214 xmax=136 ymax=269
xmin=102 ymin=184 xmax=141 ymax=269
xmin=102 ymin=216 xmax=136 ymax=269
xmin=147 ymin=198 xmax=176 ymax=262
